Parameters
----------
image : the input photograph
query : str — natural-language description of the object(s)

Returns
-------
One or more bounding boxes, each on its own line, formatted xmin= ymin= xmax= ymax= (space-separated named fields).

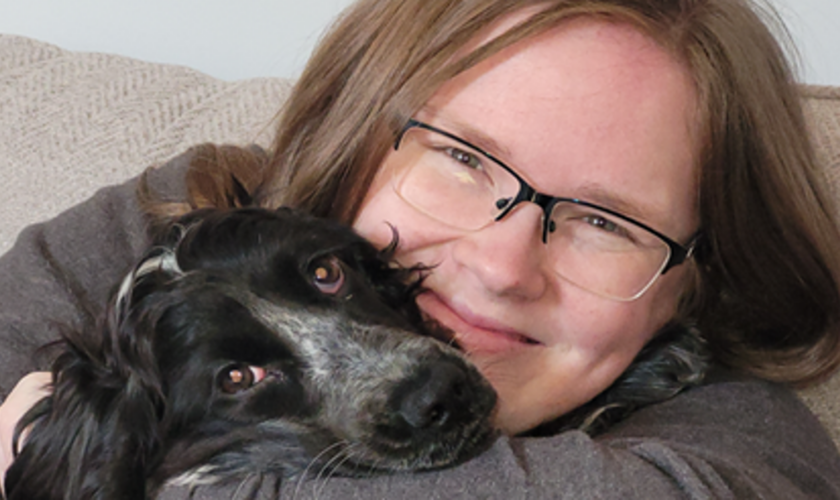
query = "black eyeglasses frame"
xmin=395 ymin=118 xmax=699 ymax=275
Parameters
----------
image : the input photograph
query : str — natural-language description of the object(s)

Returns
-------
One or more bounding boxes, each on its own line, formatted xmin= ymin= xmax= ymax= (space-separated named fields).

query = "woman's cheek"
xmin=473 ymin=288 xmax=676 ymax=434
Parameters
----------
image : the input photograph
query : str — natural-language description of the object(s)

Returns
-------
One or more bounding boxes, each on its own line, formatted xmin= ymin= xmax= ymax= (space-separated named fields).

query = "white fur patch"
xmin=115 ymin=248 xmax=183 ymax=314
xmin=166 ymin=464 xmax=220 ymax=488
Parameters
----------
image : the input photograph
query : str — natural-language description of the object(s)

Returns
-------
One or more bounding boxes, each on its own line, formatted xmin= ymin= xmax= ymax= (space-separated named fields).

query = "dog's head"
xmin=146 ymin=208 xmax=498 ymax=478
xmin=6 ymin=207 xmax=496 ymax=499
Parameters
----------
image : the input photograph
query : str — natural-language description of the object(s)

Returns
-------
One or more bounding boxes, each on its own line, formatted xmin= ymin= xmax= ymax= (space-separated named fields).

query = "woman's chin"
xmin=414 ymin=292 xmax=566 ymax=434
xmin=471 ymin=350 xmax=584 ymax=436
xmin=490 ymin=396 xmax=552 ymax=435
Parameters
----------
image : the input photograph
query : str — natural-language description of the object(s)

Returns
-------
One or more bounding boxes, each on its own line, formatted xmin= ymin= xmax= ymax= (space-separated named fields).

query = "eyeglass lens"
xmin=392 ymin=124 xmax=673 ymax=300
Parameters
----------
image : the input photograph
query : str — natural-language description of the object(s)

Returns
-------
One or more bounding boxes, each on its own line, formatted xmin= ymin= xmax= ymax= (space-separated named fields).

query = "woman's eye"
xmin=310 ymin=256 xmax=345 ymax=295
xmin=445 ymin=147 xmax=482 ymax=169
xmin=582 ymin=215 xmax=633 ymax=240
xmin=218 ymin=364 xmax=265 ymax=394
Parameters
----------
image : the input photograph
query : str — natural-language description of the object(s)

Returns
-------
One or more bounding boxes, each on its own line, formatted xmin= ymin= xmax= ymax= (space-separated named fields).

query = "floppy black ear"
xmin=4 ymin=361 xmax=160 ymax=499
xmin=4 ymin=250 xmax=184 ymax=500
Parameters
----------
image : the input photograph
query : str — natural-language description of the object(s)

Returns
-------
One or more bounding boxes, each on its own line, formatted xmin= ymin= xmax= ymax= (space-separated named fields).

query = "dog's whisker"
xmin=291 ymin=439 xmax=349 ymax=500
xmin=312 ymin=442 xmax=359 ymax=498
xmin=231 ymin=472 xmax=259 ymax=500
xmin=365 ymin=457 xmax=382 ymax=479
xmin=312 ymin=443 xmax=364 ymax=500
xmin=316 ymin=443 xmax=352 ymax=479
xmin=322 ymin=443 xmax=361 ymax=483
xmin=291 ymin=440 xmax=349 ymax=500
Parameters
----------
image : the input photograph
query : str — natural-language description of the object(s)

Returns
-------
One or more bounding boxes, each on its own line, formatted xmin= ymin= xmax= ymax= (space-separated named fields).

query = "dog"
xmin=3 ymin=207 xmax=498 ymax=500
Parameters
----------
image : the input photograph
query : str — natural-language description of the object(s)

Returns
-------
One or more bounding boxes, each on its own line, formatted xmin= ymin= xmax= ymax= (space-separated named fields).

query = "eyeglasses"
xmin=391 ymin=119 xmax=698 ymax=301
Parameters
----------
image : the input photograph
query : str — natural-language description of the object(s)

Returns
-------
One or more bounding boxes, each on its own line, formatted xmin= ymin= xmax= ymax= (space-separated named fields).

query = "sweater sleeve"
xmin=0 ymin=153 xmax=190 ymax=398
xmin=157 ymin=372 xmax=840 ymax=499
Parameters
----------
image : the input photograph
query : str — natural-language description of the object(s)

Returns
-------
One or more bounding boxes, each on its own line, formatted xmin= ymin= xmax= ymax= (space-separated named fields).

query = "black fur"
xmin=4 ymin=207 xmax=497 ymax=500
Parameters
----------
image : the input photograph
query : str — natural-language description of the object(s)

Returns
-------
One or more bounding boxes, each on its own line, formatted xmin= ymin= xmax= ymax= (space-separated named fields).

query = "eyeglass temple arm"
xmin=661 ymin=233 xmax=701 ymax=274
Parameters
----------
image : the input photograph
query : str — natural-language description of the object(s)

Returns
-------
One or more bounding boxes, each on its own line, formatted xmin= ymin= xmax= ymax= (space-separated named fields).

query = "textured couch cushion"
xmin=0 ymin=34 xmax=290 ymax=254
xmin=1 ymin=34 xmax=840 ymax=447
xmin=798 ymin=85 xmax=840 ymax=445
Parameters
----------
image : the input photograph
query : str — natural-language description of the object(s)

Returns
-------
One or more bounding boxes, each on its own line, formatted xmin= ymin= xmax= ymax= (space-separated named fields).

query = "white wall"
xmin=0 ymin=0 xmax=838 ymax=85
xmin=771 ymin=0 xmax=840 ymax=86
xmin=0 ymin=0 xmax=356 ymax=81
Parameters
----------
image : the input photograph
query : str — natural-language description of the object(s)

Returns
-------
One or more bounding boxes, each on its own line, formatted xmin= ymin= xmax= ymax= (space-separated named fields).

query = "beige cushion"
xmin=0 ymin=34 xmax=290 ymax=254
xmin=2 ymin=33 xmax=840 ymax=447
xmin=798 ymin=85 xmax=840 ymax=446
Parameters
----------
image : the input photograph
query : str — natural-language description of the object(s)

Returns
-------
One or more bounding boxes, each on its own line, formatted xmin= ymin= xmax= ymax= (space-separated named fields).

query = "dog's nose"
xmin=395 ymin=360 xmax=469 ymax=429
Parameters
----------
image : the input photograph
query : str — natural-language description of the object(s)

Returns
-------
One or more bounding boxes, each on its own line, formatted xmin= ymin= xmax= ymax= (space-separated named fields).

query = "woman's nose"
xmin=452 ymin=203 xmax=550 ymax=300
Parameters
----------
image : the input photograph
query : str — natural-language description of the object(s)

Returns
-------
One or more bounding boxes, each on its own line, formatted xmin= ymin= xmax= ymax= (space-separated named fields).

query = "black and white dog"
xmin=4 ymin=207 xmax=498 ymax=499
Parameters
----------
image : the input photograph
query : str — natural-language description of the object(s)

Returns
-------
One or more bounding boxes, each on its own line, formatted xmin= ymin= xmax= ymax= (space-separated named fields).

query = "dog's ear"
xmin=4 ymin=365 xmax=159 ymax=500
xmin=4 ymin=251 xmax=185 ymax=500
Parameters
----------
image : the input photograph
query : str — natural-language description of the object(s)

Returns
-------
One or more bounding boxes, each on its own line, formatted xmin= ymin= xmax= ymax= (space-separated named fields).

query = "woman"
xmin=3 ymin=0 xmax=840 ymax=498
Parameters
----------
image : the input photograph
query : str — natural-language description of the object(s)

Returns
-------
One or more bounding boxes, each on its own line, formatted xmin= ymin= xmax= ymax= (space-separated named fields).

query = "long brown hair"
xmin=162 ymin=0 xmax=840 ymax=386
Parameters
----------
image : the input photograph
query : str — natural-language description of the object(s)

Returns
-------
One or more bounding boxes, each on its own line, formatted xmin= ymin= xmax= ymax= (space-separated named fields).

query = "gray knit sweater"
xmin=1 ymin=152 xmax=839 ymax=499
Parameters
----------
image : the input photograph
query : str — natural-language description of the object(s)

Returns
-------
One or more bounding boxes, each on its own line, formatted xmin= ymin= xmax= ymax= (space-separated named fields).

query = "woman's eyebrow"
xmin=575 ymin=183 xmax=667 ymax=229
xmin=419 ymin=108 xmax=513 ymax=160
xmin=451 ymin=124 xmax=513 ymax=161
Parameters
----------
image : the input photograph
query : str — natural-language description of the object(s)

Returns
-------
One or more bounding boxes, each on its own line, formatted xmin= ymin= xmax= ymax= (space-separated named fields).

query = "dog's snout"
xmin=394 ymin=360 xmax=470 ymax=430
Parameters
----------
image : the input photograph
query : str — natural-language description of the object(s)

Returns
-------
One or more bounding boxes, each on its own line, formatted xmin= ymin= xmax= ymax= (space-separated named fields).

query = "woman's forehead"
xmin=423 ymin=17 xmax=700 ymax=237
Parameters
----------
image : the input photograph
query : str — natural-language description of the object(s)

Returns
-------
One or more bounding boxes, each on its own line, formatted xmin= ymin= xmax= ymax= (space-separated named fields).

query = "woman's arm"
xmin=156 ymin=372 xmax=840 ymax=499
xmin=0 ymin=155 xmax=190 ymax=398
xmin=3 ymin=153 xmax=839 ymax=498
xmin=0 ymin=372 xmax=50 ymax=494
xmin=0 ymin=152 xmax=191 ymax=486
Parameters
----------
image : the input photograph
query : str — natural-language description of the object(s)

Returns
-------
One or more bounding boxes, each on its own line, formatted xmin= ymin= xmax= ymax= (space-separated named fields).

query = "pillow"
xmin=0 ymin=34 xmax=291 ymax=254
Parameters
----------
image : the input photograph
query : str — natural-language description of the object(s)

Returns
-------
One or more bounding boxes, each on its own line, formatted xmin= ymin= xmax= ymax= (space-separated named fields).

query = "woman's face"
xmin=354 ymin=18 xmax=700 ymax=434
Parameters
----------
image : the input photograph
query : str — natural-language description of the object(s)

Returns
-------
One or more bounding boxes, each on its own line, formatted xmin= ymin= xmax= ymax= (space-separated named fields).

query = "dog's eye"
xmin=310 ymin=256 xmax=345 ymax=295
xmin=218 ymin=364 xmax=265 ymax=394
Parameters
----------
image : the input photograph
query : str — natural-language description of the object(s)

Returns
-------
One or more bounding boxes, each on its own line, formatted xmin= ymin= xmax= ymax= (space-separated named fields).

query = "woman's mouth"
xmin=416 ymin=292 xmax=541 ymax=354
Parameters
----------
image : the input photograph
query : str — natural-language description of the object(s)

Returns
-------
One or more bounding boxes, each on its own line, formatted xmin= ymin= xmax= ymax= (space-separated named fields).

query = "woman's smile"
xmin=416 ymin=291 xmax=542 ymax=354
